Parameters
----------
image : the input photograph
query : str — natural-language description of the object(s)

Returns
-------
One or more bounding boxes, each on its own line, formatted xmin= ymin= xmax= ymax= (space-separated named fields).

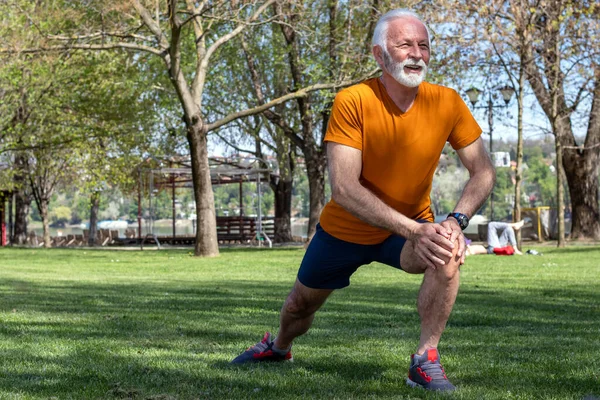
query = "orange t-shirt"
xmin=320 ymin=78 xmax=482 ymax=244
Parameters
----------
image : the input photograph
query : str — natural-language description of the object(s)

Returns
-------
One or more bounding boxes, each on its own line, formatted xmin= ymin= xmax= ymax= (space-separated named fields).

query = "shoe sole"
xmin=231 ymin=356 xmax=293 ymax=364
xmin=406 ymin=378 xmax=421 ymax=389
xmin=406 ymin=377 xmax=456 ymax=392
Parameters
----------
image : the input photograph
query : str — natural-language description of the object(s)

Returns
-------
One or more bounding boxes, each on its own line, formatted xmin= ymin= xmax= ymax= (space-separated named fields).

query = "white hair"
xmin=371 ymin=9 xmax=431 ymax=52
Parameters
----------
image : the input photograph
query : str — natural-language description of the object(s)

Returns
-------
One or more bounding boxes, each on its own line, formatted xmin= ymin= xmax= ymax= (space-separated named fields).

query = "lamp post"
xmin=465 ymin=85 xmax=515 ymax=221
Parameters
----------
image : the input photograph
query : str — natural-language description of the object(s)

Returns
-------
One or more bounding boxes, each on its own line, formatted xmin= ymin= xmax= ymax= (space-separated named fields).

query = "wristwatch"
xmin=447 ymin=212 xmax=469 ymax=230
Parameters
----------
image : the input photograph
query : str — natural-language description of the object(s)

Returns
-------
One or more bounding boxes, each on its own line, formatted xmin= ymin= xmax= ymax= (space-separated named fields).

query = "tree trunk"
xmin=187 ymin=123 xmax=219 ymax=257
xmin=40 ymin=200 xmax=51 ymax=248
xmin=12 ymin=154 xmax=30 ymax=244
xmin=304 ymin=149 xmax=327 ymax=240
xmin=88 ymin=191 xmax=100 ymax=246
xmin=273 ymin=177 xmax=293 ymax=242
xmin=13 ymin=188 xmax=30 ymax=245
xmin=270 ymin=143 xmax=294 ymax=242
xmin=562 ymin=65 xmax=600 ymax=240
xmin=562 ymin=140 xmax=600 ymax=239
xmin=514 ymin=64 xmax=525 ymax=246
xmin=556 ymin=142 xmax=565 ymax=246
xmin=8 ymin=191 xmax=13 ymax=243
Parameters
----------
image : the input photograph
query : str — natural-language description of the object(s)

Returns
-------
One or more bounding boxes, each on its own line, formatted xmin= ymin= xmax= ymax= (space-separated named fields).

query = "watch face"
xmin=448 ymin=213 xmax=468 ymax=230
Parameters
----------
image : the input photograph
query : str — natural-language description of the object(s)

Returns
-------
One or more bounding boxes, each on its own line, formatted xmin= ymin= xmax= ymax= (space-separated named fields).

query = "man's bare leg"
xmin=511 ymin=220 xmax=525 ymax=230
xmin=274 ymin=278 xmax=333 ymax=350
xmin=401 ymin=239 xmax=461 ymax=354
xmin=231 ymin=278 xmax=332 ymax=364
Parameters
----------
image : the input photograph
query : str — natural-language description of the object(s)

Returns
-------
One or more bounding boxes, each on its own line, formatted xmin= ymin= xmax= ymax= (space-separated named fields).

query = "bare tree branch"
xmin=48 ymin=31 xmax=155 ymax=43
xmin=0 ymin=43 xmax=164 ymax=57
xmin=205 ymin=69 xmax=379 ymax=132
xmin=195 ymin=0 xmax=276 ymax=104
xmin=213 ymin=130 xmax=257 ymax=155
xmin=131 ymin=0 xmax=169 ymax=48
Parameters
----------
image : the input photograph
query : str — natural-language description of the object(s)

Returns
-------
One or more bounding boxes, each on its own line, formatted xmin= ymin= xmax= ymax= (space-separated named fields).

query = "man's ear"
xmin=372 ymin=45 xmax=384 ymax=69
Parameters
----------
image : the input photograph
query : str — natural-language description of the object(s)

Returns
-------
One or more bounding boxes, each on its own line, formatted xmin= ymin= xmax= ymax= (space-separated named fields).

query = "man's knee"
xmin=430 ymin=242 xmax=461 ymax=282
xmin=435 ymin=258 xmax=460 ymax=282
xmin=282 ymin=283 xmax=331 ymax=318
xmin=283 ymin=291 xmax=314 ymax=318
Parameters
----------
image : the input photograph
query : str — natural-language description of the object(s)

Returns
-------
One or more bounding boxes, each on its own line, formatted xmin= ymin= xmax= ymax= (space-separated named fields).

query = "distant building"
xmin=492 ymin=151 xmax=511 ymax=168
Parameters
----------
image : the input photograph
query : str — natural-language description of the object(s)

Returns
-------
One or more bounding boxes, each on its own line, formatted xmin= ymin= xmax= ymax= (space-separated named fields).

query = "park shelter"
xmin=137 ymin=156 xmax=278 ymax=246
xmin=521 ymin=206 xmax=571 ymax=241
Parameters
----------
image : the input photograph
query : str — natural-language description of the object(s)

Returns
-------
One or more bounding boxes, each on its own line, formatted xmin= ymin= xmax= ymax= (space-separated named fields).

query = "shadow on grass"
xmin=0 ymin=271 xmax=598 ymax=398
xmin=540 ymin=245 xmax=600 ymax=254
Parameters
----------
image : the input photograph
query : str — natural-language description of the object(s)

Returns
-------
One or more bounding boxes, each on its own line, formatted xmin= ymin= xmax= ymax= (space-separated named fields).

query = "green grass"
xmin=0 ymin=245 xmax=598 ymax=400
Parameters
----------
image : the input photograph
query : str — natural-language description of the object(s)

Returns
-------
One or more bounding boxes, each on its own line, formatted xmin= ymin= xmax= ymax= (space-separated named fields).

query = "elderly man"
xmin=231 ymin=9 xmax=495 ymax=392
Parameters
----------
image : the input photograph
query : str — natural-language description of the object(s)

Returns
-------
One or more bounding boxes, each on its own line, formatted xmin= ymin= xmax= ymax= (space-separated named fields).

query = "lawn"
xmin=0 ymin=245 xmax=598 ymax=400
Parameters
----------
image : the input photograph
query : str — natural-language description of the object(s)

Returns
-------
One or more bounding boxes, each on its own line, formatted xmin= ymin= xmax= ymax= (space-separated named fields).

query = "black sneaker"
xmin=406 ymin=348 xmax=456 ymax=391
xmin=231 ymin=332 xmax=293 ymax=364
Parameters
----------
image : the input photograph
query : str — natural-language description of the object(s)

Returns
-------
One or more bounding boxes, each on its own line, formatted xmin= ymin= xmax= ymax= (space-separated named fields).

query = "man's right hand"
xmin=408 ymin=223 xmax=456 ymax=270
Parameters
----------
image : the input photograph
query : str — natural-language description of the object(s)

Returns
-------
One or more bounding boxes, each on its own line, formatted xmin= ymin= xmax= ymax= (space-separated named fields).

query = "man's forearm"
xmin=333 ymin=182 xmax=420 ymax=239
xmin=452 ymin=168 xmax=495 ymax=217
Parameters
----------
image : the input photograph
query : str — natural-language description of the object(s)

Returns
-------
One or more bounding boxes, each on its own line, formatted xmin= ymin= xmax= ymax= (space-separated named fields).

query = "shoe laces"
xmin=247 ymin=335 xmax=272 ymax=353
xmin=419 ymin=361 xmax=447 ymax=381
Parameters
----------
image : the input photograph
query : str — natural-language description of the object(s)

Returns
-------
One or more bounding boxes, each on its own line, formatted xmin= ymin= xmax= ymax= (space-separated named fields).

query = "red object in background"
xmin=493 ymin=246 xmax=515 ymax=256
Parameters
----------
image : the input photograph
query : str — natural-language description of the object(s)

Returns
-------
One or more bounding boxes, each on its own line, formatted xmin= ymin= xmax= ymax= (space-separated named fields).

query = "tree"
xmin=2 ymin=0 xmax=384 ymax=255
xmin=522 ymin=0 xmax=599 ymax=240
xmin=487 ymin=1 xmax=598 ymax=239
xmin=237 ymin=1 xmax=379 ymax=239
xmin=449 ymin=0 xmax=599 ymax=240
xmin=1 ymin=50 xmax=156 ymax=248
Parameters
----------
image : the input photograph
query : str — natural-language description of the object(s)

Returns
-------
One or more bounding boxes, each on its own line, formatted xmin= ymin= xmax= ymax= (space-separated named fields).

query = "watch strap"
xmin=447 ymin=212 xmax=469 ymax=230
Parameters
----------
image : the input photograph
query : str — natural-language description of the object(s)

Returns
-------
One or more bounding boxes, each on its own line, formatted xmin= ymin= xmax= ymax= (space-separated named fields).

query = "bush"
xmin=49 ymin=206 xmax=72 ymax=227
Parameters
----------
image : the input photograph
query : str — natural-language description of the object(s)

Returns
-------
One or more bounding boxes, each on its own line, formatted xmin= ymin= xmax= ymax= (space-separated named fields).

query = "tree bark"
xmin=40 ymin=199 xmax=51 ymax=248
xmin=187 ymin=123 xmax=219 ymax=257
xmin=273 ymin=177 xmax=294 ymax=243
xmin=88 ymin=191 xmax=100 ymax=246
xmin=304 ymin=148 xmax=327 ymax=240
xmin=265 ymin=137 xmax=294 ymax=243
xmin=271 ymin=146 xmax=294 ymax=243
xmin=13 ymin=188 xmax=30 ymax=245
xmin=13 ymin=154 xmax=30 ymax=245
xmin=562 ymin=136 xmax=600 ymax=239
xmin=514 ymin=57 xmax=526 ymax=245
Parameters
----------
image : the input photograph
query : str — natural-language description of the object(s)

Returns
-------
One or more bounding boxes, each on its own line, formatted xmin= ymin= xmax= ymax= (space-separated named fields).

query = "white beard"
xmin=382 ymin=51 xmax=428 ymax=88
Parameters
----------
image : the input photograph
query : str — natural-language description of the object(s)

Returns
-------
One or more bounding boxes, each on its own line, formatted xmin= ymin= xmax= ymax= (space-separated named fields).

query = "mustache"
xmin=401 ymin=59 xmax=427 ymax=68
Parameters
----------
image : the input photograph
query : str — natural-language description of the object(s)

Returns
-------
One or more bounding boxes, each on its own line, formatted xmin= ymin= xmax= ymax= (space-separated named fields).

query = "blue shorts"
xmin=297 ymin=224 xmax=409 ymax=289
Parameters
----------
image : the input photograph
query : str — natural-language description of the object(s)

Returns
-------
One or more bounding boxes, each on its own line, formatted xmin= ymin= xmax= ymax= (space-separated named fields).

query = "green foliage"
xmin=212 ymin=182 xmax=274 ymax=217
xmin=49 ymin=205 xmax=71 ymax=227
xmin=292 ymin=167 xmax=310 ymax=217
xmin=523 ymin=149 xmax=557 ymax=207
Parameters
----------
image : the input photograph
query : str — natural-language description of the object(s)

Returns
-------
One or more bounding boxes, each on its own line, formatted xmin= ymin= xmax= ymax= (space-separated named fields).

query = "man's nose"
xmin=407 ymin=44 xmax=423 ymax=60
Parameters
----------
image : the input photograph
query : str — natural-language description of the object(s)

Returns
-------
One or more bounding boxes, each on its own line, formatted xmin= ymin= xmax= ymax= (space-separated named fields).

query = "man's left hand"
xmin=440 ymin=218 xmax=466 ymax=264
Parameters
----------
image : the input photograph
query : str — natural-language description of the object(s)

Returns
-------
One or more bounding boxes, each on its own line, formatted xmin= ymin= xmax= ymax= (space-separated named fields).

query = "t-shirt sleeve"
xmin=324 ymin=89 xmax=363 ymax=150
xmin=448 ymin=90 xmax=482 ymax=150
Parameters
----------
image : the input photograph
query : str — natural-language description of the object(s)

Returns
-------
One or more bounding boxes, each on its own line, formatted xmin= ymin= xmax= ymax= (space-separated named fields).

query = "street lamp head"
xmin=499 ymin=85 xmax=515 ymax=105
xmin=465 ymin=87 xmax=481 ymax=106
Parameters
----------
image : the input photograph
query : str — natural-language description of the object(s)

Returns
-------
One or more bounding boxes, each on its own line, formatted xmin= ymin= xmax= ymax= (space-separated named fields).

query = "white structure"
xmin=492 ymin=152 xmax=511 ymax=168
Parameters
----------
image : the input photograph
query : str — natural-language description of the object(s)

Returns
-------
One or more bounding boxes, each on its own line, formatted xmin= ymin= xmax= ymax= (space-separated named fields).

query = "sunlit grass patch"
xmin=0 ymin=245 xmax=598 ymax=399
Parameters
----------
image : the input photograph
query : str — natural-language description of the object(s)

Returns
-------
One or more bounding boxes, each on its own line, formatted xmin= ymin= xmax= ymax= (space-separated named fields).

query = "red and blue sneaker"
xmin=406 ymin=348 xmax=456 ymax=392
xmin=231 ymin=332 xmax=293 ymax=364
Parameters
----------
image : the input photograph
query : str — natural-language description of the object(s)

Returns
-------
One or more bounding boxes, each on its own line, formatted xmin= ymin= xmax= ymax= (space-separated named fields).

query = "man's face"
xmin=381 ymin=17 xmax=430 ymax=88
